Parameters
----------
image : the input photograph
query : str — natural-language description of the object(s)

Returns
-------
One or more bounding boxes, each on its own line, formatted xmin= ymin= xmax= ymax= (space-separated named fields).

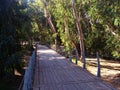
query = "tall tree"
xmin=71 ymin=0 xmax=85 ymax=60
xmin=86 ymin=0 xmax=120 ymax=58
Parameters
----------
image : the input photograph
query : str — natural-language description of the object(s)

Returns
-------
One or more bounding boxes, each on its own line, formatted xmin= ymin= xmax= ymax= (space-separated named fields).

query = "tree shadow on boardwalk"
xmin=33 ymin=45 xmax=117 ymax=90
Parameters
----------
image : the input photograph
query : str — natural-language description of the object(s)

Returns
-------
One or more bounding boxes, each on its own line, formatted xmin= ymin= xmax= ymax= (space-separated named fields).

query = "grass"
xmin=71 ymin=58 xmax=84 ymax=67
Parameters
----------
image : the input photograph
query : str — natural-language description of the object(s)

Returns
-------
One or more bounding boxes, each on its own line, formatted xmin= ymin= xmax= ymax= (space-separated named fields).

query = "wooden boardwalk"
xmin=33 ymin=45 xmax=117 ymax=90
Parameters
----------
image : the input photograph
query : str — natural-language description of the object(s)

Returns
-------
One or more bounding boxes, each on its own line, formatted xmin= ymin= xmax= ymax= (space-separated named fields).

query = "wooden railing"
xmin=22 ymin=49 xmax=36 ymax=90
xmin=69 ymin=52 xmax=101 ymax=78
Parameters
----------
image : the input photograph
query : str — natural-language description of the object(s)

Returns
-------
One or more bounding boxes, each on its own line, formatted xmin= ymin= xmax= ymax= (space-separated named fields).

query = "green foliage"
xmin=85 ymin=0 xmax=120 ymax=58
xmin=44 ymin=0 xmax=120 ymax=59
xmin=26 ymin=1 xmax=54 ymax=44
xmin=1 ymin=0 xmax=120 ymax=79
xmin=43 ymin=0 xmax=78 ymax=49
xmin=0 ymin=0 xmax=33 ymax=78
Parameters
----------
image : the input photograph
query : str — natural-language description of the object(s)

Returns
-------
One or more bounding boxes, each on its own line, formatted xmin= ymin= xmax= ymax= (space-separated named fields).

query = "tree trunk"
xmin=43 ymin=3 xmax=58 ymax=47
xmin=71 ymin=0 xmax=85 ymax=61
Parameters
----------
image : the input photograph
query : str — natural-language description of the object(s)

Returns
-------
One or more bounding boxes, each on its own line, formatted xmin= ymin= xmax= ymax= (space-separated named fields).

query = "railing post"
xmin=69 ymin=55 xmax=72 ymax=62
xmin=35 ymin=44 xmax=37 ymax=61
xmin=96 ymin=52 xmax=101 ymax=77
xmin=75 ymin=50 xmax=78 ymax=64
xmin=23 ymin=49 xmax=36 ymax=90
xmin=83 ymin=52 xmax=86 ymax=69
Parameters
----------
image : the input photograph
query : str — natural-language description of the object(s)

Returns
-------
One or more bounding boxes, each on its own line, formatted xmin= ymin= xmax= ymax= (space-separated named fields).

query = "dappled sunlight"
xmin=72 ymin=57 xmax=120 ymax=89
xmin=15 ymin=69 xmax=22 ymax=76
xmin=39 ymin=50 xmax=56 ymax=54
xmin=86 ymin=58 xmax=120 ymax=76
xmin=101 ymin=68 xmax=120 ymax=76
xmin=49 ymin=57 xmax=55 ymax=61
xmin=55 ymin=56 xmax=65 ymax=59
xmin=100 ymin=59 xmax=120 ymax=67
xmin=37 ymin=46 xmax=57 ymax=55
xmin=86 ymin=58 xmax=97 ymax=61
xmin=1 ymin=0 xmax=119 ymax=89
xmin=39 ymin=54 xmax=66 ymax=61
xmin=86 ymin=58 xmax=120 ymax=89
xmin=33 ymin=45 xmax=117 ymax=90
xmin=37 ymin=45 xmax=67 ymax=62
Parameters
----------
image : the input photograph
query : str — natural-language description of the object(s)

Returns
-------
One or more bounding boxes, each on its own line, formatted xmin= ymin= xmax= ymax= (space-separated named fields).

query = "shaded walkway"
xmin=33 ymin=45 xmax=117 ymax=90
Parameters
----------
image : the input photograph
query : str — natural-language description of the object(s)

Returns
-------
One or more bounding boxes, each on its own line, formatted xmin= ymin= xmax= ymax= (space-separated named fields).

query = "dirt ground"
xmin=74 ymin=58 xmax=120 ymax=90
xmin=51 ymin=45 xmax=120 ymax=89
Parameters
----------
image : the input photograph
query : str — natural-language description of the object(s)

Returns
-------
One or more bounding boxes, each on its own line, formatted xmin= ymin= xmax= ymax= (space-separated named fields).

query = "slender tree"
xmin=71 ymin=0 xmax=85 ymax=60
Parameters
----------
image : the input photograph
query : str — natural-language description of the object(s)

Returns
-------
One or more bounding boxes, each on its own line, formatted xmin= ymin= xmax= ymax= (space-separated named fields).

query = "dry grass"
xmin=72 ymin=58 xmax=120 ymax=90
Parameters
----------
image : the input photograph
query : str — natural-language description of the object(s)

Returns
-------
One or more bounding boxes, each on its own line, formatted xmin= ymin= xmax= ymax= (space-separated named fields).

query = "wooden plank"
xmin=33 ymin=87 xmax=39 ymax=90
xmin=33 ymin=45 xmax=117 ymax=90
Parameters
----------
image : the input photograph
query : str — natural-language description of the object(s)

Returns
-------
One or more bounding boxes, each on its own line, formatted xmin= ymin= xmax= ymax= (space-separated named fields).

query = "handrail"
xmin=22 ymin=49 xmax=36 ymax=90
xmin=69 ymin=52 xmax=101 ymax=78
xmin=96 ymin=52 xmax=101 ymax=77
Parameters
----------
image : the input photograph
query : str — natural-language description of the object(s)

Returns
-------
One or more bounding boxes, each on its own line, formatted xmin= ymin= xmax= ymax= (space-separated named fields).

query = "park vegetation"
xmin=0 ymin=0 xmax=120 ymax=85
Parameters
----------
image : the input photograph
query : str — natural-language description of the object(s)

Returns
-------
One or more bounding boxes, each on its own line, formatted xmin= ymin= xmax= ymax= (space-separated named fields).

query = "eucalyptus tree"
xmin=39 ymin=0 xmax=87 ymax=59
xmin=41 ymin=0 xmax=60 ymax=47
xmin=83 ymin=0 xmax=120 ymax=58
xmin=25 ymin=0 xmax=53 ymax=44
xmin=41 ymin=0 xmax=75 ymax=53
xmin=27 ymin=0 xmax=119 ymax=59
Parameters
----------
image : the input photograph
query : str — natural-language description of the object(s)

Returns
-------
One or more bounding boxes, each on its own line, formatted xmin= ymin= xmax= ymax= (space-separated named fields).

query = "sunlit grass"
xmin=71 ymin=57 xmax=120 ymax=77
xmin=72 ymin=58 xmax=83 ymax=67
